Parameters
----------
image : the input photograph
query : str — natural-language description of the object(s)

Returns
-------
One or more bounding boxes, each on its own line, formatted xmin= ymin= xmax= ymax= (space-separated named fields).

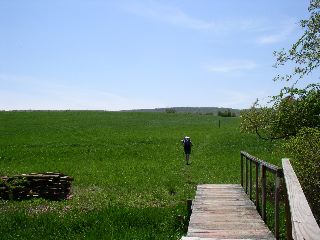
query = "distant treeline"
xmin=217 ymin=109 xmax=237 ymax=117
xmin=122 ymin=107 xmax=240 ymax=116
xmin=2 ymin=108 xmax=240 ymax=116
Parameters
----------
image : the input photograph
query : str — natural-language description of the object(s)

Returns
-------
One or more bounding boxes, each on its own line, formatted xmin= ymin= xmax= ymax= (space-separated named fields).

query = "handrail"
xmin=240 ymin=151 xmax=283 ymax=239
xmin=282 ymin=158 xmax=320 ymax=240
xmin=241 ymin=151 xmax=320 ymax=240
xmin=241 ymin=151 xmax=280 ymax=173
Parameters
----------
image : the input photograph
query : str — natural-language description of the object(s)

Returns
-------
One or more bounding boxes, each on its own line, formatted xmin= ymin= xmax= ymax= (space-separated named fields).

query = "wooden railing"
xmin=240 ymin=151 xmax=283 ymax=239
xmin=240 ymin=151 xmax=320 ymax=240
xmin=282 ymin=159 xmax=320 ymax=240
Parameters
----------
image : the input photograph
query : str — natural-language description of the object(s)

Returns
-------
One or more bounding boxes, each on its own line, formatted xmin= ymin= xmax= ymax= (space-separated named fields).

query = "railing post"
xmin=284 ymin=183 xmax=293 ymax=240
xmin=187 ymin=199 xmax=192 ymax=220
xmin=274 ymin=170 xmax=281 ymax=240
xmin=245 ymin=157 xmax=248 ymax=194
xmin=255 ymin=162 xmax=259 ymax=212
xmin=249 ymin=159 xmax=252 ymax=200
xmin=261 ymin=165 xmax=266 ymax=222
xmin=241 ymin=153 xmax=243 ymax=187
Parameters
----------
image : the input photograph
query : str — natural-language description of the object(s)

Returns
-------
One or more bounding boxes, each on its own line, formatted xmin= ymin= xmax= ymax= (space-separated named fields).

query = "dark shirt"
xmin=182 ymin=138 xmax=192 ymax=154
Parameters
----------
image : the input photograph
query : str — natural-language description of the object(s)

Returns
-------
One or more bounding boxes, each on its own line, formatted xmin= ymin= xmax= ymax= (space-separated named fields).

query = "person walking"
xmin=181 ymin=136 xmax=193 ymax=165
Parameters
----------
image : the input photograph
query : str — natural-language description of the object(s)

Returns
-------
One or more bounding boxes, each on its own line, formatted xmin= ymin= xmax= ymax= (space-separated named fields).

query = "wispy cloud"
xmin=121 ymin=0 xmax=215 ymax=30
xmin=120 ymin=1 xmax=260 ymax=33
xmin=257 ymin=19 xmax=297 ymax=44
xmin=205 ymin=60 xmax=257 ymax=73
xmin=0 ymin=73 xmax=163 ymax=110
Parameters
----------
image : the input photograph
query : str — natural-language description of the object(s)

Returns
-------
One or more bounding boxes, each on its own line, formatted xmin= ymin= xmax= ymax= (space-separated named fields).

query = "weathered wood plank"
xmin=282 ymin=159 xmax=320 ymax=240
xmin=189 ymin=215 xmax=264 ymax=222
xmin=182 ymin=238 xmax=273 ymax=240
xmin=188 ymin=229 xmax=274 ymax=238
xmin=188 ymin=222 xmax=268 ymax=230
xmin=182 ymin=238 xmax=272 ymax=240
xmin=190 ymin=209 xmax=261 ymax=215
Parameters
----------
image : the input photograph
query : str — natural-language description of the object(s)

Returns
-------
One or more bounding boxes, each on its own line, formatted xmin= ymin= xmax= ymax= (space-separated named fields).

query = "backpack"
xmin=184 ymin=138 xmax=191 ymax=147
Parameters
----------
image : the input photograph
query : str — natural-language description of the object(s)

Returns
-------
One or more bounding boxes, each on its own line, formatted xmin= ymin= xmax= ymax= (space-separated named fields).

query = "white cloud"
xmin=0 ymin=73 xmax=163 ymax=110
xmin=120 ymin=1 xmax=260 ymax=33
xmin=205 ymin=60 xmax=257 ymax=73
xmin=257 ymin=19 xmax=297 ymax=45
xmin=121 ymin=0 xmax=214 ymax=30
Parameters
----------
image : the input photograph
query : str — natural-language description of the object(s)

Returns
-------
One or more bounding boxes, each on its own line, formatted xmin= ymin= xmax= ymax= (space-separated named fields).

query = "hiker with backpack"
xmin=181 ymin=136 xmax=193 ymax=165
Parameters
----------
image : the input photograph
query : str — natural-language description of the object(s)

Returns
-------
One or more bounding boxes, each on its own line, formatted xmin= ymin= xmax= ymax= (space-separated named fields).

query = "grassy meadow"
xmin=0 ymin=111 xmax=283 ymax=239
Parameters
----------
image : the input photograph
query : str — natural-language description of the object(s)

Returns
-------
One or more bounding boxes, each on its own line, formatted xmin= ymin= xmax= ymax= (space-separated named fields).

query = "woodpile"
xmin=0 ymin=172 xmax=73 ymax=200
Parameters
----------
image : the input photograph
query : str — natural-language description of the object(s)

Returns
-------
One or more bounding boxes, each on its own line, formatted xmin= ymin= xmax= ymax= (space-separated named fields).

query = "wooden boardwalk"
xmin=182 ymin=184 xmax=275 ymax=240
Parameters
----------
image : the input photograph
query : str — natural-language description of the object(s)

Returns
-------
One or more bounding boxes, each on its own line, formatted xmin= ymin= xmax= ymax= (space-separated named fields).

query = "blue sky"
xmin=0 ymin=0 xmax=315 ymax=110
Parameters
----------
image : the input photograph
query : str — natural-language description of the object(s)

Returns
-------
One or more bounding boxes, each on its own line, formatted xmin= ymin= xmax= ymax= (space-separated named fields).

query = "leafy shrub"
xmin=165 ymin=108 xmax=176 ymax=113
xmin=240 ymin=84 xmax=320 ymax=140
xmin=218 ymin=109 xmax=236 ymax=117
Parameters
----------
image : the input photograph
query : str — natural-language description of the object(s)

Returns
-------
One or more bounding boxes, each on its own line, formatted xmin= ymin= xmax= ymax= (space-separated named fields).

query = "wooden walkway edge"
xmin=182 ymin=184 xmax=275 ymax=240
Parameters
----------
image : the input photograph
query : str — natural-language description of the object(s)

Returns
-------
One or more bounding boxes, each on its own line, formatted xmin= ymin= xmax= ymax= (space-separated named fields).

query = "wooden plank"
xmin=282 ymin=159 xmax=320 ymax=240
xmin=182 ymin=238 xmax=272 ymax=240
xmin=182 ymin=238 xmax=274 ymax=240
xmin=192 ymin=204 xmax=256 ymax=209
xmin=190 ymin=209 xmax=262 ymax=215
xmin=188 ymin=224 xmax=271 ymax=231
xmin=197 ymin=184 xmax=243 ymax=189
xmin=189 ymin=220 xmax=266 ymax=227
xmin=188 ymin=229 xmax=274 ymax=238
xmin=196 ymin=191 xmax=246 ymax=195
xmin=189 ymin=216 xmax=268 ymax=222
xmin=195 ymin=194 xmax=248 ymax=198
xmin=191 ymin=212 xmax=264 ymax=218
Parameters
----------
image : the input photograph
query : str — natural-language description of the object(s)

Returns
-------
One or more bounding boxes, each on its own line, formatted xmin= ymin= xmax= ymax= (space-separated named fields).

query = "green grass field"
xmin=0 ymin=111 xmax=283 ymax=239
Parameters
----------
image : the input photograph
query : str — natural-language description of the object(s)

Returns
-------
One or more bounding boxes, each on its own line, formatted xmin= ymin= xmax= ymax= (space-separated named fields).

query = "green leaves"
xmin=240 ymin=84 xmax=320 ymax=140
xmin=273 ymin=0 xmax=320 ymax=82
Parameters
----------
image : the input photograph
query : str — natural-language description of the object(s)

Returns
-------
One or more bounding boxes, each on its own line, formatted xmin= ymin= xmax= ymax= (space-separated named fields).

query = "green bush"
xmin=240 ymin=84 xmax=320 ymax=140
xmin=283 ymin=127 xmax=320 ymax=224
xmin=165 ymin=108 xmax=176 ymax=114
xmin=218 ymin=109 xmax=236 ymax=117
